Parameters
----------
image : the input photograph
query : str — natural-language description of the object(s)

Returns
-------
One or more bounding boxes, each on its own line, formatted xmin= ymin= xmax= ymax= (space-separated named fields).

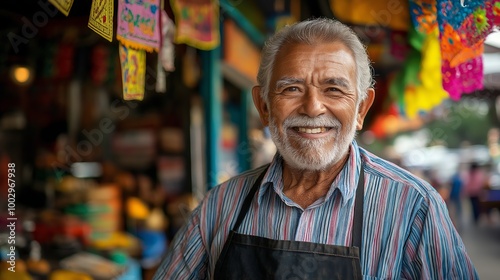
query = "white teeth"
xmin=297 ymin=127 xmax=326 ymax=134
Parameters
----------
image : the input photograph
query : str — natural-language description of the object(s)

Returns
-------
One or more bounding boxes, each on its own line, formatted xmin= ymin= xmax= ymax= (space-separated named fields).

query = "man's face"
xmin=253 ymin=42 xmax=372 ymax=171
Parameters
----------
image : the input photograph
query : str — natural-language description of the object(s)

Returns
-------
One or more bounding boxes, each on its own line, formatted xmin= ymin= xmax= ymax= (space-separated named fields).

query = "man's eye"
xmin=284 ymin=87 xmax=300 ymax=92
xmin=327 ymin=87 xmax=341 ymax=92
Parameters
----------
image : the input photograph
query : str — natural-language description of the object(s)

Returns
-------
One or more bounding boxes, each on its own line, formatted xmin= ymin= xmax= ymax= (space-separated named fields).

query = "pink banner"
xmin=117 ymin=0 xmax=161 ymax=52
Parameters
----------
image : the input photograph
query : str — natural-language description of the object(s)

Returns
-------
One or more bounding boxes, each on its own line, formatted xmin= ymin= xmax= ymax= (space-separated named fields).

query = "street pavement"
xmin=458 ymin=204 xmax=500 ymax=280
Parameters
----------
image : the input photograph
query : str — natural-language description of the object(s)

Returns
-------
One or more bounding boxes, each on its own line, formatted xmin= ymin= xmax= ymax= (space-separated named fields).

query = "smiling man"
xmin=153 ymin=18 xmax=478 ymax=279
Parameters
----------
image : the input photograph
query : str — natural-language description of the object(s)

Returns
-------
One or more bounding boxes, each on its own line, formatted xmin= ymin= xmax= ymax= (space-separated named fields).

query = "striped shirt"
xmin=153 ymin=140 xmax=478 ymax=279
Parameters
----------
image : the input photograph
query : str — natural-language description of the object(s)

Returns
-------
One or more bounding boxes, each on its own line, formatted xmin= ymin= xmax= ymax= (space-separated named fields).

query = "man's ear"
xmin=252 ymin=86 xmax=270 ymax=127
xmin=355 ymin=88 xmax=375 ymax=130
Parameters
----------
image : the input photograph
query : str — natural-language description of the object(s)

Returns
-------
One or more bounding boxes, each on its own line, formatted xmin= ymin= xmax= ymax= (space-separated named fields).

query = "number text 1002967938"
xmin=6 ymin=163 xmax=16 ymax=272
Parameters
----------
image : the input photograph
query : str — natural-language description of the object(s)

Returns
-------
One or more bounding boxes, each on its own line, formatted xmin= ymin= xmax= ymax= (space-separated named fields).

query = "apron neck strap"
xmin=351 ymin=167 xmax=364 ymax=248
xmin=232 ymin=164 xmax=270 ymax=231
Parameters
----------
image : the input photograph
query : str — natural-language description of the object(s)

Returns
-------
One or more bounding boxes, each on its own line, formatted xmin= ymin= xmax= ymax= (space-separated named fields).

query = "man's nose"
xmin=299 ymin=89 xmax=327 ymax=117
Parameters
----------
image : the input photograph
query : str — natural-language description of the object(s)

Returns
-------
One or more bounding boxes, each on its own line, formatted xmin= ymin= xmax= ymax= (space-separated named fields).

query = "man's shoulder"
xmin=358 ymin=147 xmax=434 ymax=196
xmin=205 ymin=164 xmax=269 ymax=199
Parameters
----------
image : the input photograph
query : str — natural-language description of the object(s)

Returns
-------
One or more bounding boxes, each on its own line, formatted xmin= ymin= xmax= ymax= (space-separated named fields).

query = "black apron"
xmin=214 ymin=166 xmax=365 ymax=279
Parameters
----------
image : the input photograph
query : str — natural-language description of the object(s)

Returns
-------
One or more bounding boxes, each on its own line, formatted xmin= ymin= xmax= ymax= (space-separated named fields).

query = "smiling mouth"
xmin=293 ymin=127 xmax=331 ymax=134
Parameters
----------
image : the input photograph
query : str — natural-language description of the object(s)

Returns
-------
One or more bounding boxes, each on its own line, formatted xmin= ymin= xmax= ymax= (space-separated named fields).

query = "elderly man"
xmin=153 ymin=18 xmax=478 ymax=279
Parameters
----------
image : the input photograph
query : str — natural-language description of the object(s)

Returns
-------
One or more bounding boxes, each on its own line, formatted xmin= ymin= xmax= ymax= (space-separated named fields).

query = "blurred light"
xmin=485 ymin=30 xmax=500 ymax=49
xmin=14 ymin=67 xmax=30 ymax=82
xmin=383 ymin=115 xmax=399 ymax=135
xmin=71 ymin=162 xmax=103 ymax=178
xmin=483 ymin=53 xmax=500 ymax=75
xmin=10 ymin=65 xmax=33 ymax=85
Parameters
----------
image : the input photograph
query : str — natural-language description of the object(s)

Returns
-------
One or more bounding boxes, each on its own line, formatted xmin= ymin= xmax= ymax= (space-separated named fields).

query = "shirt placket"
xmin=294 ymin=208 xmax=315 ymax=242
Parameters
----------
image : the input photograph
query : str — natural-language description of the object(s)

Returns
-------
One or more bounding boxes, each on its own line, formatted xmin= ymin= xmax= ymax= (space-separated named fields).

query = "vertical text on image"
xmin=6 ymin=163 xmax=17 ymax=272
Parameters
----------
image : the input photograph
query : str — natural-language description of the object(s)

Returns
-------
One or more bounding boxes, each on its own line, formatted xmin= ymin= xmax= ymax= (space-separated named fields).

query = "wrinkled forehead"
xmin=274 ymin=40 xmax=355 ymax=67
xmin=272 ymin=42 xmax=356 ymax=79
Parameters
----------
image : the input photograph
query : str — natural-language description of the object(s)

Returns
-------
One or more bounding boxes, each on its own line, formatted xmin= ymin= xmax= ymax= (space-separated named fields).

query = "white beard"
xmin=268 ymin=113 xmax=357 ymax=171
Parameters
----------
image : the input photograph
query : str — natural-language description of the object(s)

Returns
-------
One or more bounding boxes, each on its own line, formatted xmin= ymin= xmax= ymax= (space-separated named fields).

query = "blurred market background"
xmin=0 ymin=0 xmax=500 ymax=279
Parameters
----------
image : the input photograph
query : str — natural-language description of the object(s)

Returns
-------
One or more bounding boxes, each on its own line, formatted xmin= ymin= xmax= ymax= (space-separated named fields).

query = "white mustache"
xmin=282 ymin=115 xmax=341 ymax=129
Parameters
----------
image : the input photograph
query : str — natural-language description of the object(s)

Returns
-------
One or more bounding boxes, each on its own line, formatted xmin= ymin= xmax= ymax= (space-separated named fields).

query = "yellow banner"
xmin=48 ymin=0 xmax=74 ymax=16
xmin=88 ymin=0 xmax=114 ymax=42
xmin=119 ymin=44 xmax=146 ymax=101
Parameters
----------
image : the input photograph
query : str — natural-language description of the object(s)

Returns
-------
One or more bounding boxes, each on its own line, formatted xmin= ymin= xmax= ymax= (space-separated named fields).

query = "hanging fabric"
xmin=170 ymin=0 xmax=220 ymax=50
xmin=404 ymin=29 xmax=449 ymax=117
xmin=48 ymin=0 xmax=74 ymax=16
xmin=117 ymin=0 xmax=162 ymax=52
xmin=156 ymin=7 xmax=175 ymax=93
xmin=119 ymin=44 xmax=146 ymax=101
xmin=159 ymin=9 xmax=176 ymax=72
xmin=410 ymin=0 xmax=500 ymax=99
xmin=88 ymin=0 xmax=114 ymax=42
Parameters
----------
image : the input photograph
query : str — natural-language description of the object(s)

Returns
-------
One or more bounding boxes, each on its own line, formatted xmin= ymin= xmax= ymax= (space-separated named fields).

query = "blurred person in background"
xmin=153 ymin=18 xmax=478 ymax=279
xmin=464 ymin=162 xmax=488 ymax=225
xmin=447 ymin=164 xmax=466 ymax=231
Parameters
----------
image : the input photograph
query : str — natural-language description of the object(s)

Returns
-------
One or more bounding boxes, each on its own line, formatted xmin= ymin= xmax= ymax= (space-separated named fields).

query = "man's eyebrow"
xmin=322 ymin=77 xmax=352 ymax=89
xmin=274 ymin=77 xmax=304 ymax=90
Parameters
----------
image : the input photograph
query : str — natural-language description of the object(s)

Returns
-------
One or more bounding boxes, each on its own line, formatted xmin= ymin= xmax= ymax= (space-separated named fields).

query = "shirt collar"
xmin=256 ymin=140 xmax=362 ymax=206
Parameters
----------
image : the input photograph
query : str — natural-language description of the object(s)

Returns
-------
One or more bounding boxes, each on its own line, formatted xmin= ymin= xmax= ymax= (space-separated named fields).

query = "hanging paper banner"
xmin=171 ymin=0 xmax=219 ymax=50
xmin=409 ymin=0 xmax=438 ymax=34
xmin=117 ymin=0 xmax=161 ymax=52
xmin=436 ymin=0 xmax=499 ymax=99
xmin=48 ymin=0 xmax=74 ymax=16
xmin=404 ymin=30 xmax=449 ymax=118
xmin=88 ymin=0 xmax=114 ymax=42
xmin=390 ymin=6 xmax=450 ymax=119
xmin=119 ymin=44 xmax=146 ymax=101
xmin=410 ymin=0 xmax=500 ymax=99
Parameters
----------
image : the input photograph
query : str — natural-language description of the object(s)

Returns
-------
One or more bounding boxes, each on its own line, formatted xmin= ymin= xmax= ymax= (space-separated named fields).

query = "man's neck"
xmin=281 ymin=154 xmax=349 ymax=209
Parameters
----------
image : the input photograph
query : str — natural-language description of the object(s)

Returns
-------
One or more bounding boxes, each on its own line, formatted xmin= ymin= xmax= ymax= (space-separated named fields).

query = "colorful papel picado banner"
xmin=117 ymin=0 xmax=162 ymax=52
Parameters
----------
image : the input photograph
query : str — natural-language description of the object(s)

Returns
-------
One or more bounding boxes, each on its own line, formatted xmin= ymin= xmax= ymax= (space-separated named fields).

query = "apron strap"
xmin=351 ymin=168 xmax=364 ymax=248
xmin=232 ymin=164 xmax=270 ymax=231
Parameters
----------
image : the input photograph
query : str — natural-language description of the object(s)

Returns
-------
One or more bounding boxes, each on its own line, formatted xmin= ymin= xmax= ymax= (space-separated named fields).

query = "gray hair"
xmin=257 ymin=18 xmax=374 ymax=102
